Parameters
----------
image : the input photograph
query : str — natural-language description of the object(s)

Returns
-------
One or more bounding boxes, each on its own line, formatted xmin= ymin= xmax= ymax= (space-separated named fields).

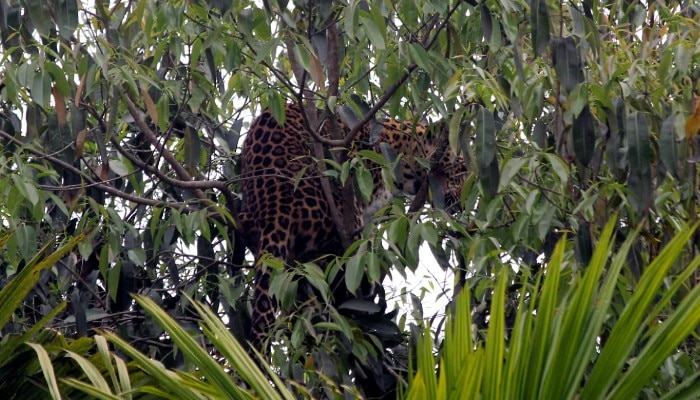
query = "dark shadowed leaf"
xmin=355 ymin=316 xmax=402 ymax=342
xmin=480 ymin=156 xmax=500 ymax=198
xmin=338 ymin=104 xmax=360 ymax=131
xmin=531 ymin=0 xmax=550 ymax=56
xmin=660 ymin=115 xmax=679 ymax=179
xmin=575 ymin=221 xmax=592 ymax=266
xmin=23 ymin=0 xmax=52 ymax=36
xmin=183 ymin=126 xmax=202 ymax=172
xmin=56 ymin=0 xmax=79 ymax=40
xmin=627 ymin=112 xmax=651 ymax=175
xmin=475 ymin=107 xmax=496 ymax=171
xmin=480 ymin=5 xmax=492 ymax=44
xmin=533 ymin=119 xmax=547 ymax=149
xmin=338 ymin=299 xmax=381 ymax=313
xmin=70 ymin=290 xmax=88 ymax=337
xmin=428 ymin=174 xmax=446 ymax=209
xmin=311 ymin=33 xmax=329 ymax=66
xmin=0 ymin=2 xmax=22 ymax=56
xmin=573 ymin=105 xmax=595 ymax=166
xmin=627 ymin=112 xmax=652 ymax=216
xmin=552 ymin=36 xmax=582 ymax=93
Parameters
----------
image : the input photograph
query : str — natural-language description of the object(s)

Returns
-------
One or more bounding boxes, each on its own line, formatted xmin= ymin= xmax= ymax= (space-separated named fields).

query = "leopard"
xmin=238 ymin=102 xmax=467 ymax=349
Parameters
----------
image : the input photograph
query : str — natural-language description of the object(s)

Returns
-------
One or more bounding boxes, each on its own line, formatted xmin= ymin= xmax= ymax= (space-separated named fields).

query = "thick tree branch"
xmin=286 ymin=30 xmax=354 ymax=249
xmin=109 ymin=136 xmax=239 ymax=214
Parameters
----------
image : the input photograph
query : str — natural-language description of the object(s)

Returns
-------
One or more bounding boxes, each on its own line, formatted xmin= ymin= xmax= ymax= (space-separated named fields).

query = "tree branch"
xmin=122 ymin=92 xmax=210 ymax=203
xmin=0 ymin=129 xmax=188 ymax=209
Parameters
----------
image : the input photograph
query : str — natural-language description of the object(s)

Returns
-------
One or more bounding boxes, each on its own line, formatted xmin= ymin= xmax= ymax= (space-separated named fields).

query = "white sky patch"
xmin=387 ymin=244 xmax=453 ymax=323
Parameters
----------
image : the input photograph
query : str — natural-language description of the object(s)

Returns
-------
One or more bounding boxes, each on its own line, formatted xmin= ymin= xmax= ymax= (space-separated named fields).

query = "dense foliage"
xmin=1 ymin=0 xmax=699 ymax=398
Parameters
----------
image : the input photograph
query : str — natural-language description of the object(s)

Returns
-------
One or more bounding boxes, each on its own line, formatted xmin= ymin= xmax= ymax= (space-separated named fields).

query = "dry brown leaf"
xmin=141 ymin=88 xmax=158 ymax=126
xmin=99 ymin=163 xmax=110 ymax=181
xmin=684 ymin=94 xmax=700 ymax=140
xmin=75 ymin=129 xmax=88 ymax=160
xmin=75 ymin=74 xmax=87 ymax=107
xmin=310 ymin=55 xmax=326 ymax=90
xmin=52 ymin=87 xmax=67 ymax=125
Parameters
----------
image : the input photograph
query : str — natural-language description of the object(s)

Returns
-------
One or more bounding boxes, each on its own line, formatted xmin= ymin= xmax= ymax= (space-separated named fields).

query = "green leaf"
xmin=108 ymin=159 xmax=129 ymax=176
xmin=264 ymin=93 xmax=286 ymax=126
xmin=61 ymin=379 xmax=121 ymax=400
xmin=483 ymin=273 xmax=506 ymax=399
xmin=360 ymin=16 xmax=385 ymax=50
xmin=44 ymin=62 xmax=71 ymax=97
xmin=107 ymin=263 xmax=121 ymax=302
xmin=386 ymin=216 xmax=408 ymax=251
xmin=544 ymin=153 xmax=569 ymax=185
xmin=357 ymin=149 xmax=389 ymax=166
xmin=413 ymin=326 xmax=438 ymax=399
xmin=356 ymin=165 xmax=374 ymax=201
xmin=65 ymin=351 xmax=113 ymax=393
xmin=27 ymin=343 xmax=62 ymax=400
xmin=0 ymin=301 xmax=66 ymax=369
xmin=498 ymin=157 xmax=527 ymax=192
xmin=344 ymin=0 xmax=357 ymax=39
xmin=540 ymin=217 xmax=619 ymax=399
xmin=448 ymin=108 xmax=465 ymax=156
xmin=102 ymin=320 xmax=223 ymax=400
xmin=365 ymin=252 xmax=381 ymax=282
xmin=582 ymin=222 xmax=700 ymax=399
xmin=23 ymin=0 xmax=52 ymax=36
xmin=31 ymin=70 xmax=51 ymax=108
xmin=127 ymin=248 xmax=146 ymax=266
xmin=523 ymin=236 xmax=565 ymax=398
xmin=407 ymin=43 xmax=431 ymax=72
xmin=188 ymin=301 xmax=295 ymax=400
xmin=345 ymin=252 xmax=363 ymax=295
xmin=0 ymin=232 xmax=87 ymax=329
xmin=11 ymin=175 xmax=39 ymax=205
